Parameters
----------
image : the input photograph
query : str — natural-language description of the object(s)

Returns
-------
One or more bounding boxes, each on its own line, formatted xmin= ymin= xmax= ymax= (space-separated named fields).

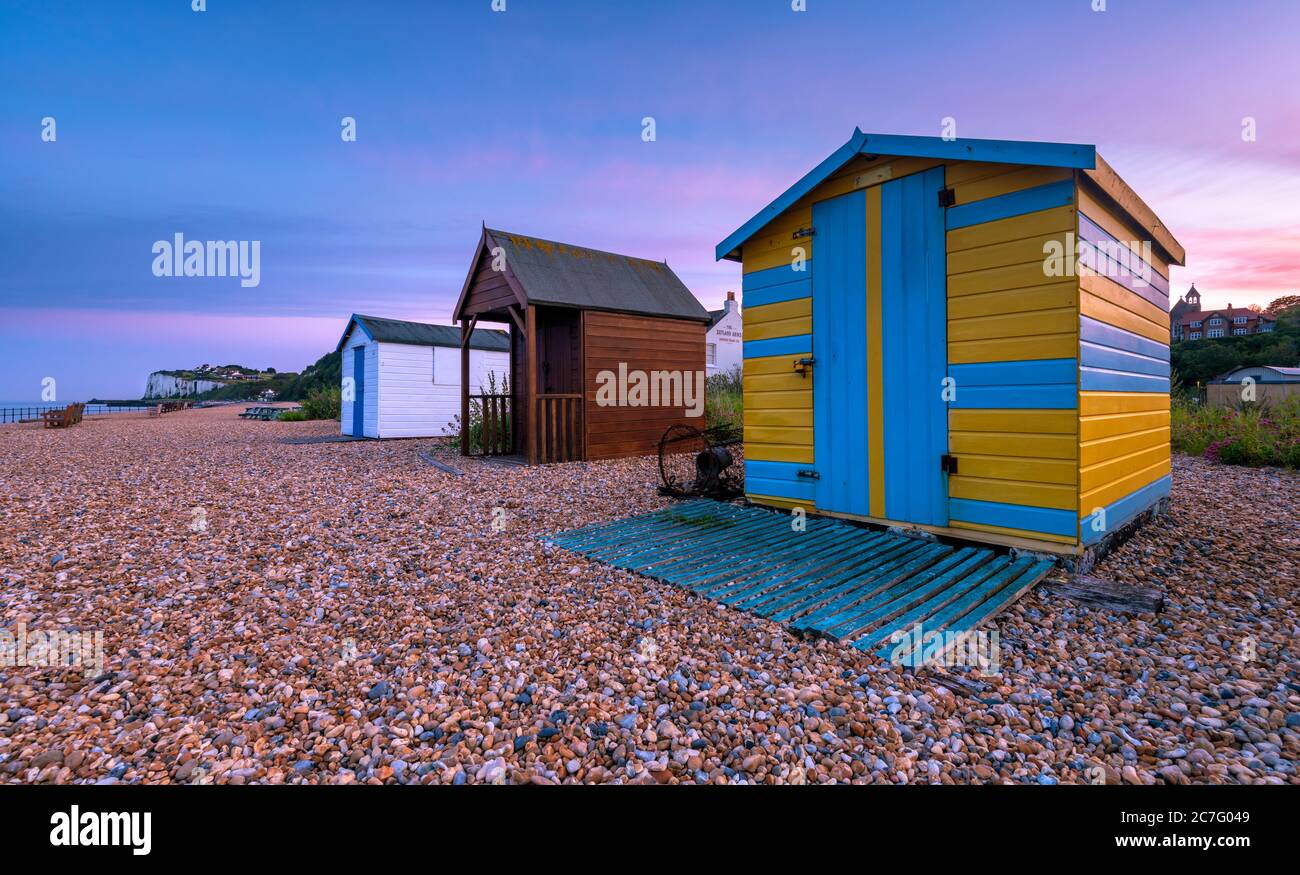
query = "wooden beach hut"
xmin=337 ymin=314 xmax=510 ymax=439
xmin=716 ymin=130 xmax=1184 ymax=560
xmin=453 ymin=228 xmax=710 ymax=463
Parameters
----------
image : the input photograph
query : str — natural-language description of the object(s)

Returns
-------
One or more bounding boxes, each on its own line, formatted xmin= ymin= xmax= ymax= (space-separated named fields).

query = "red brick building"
xmin=1171 ymin=285 xmax=1276 ymax=341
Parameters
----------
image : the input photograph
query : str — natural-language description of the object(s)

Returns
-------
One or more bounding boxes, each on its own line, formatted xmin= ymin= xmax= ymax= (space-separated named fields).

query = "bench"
xmin=42 ymin=402 xmax=85 ymax=429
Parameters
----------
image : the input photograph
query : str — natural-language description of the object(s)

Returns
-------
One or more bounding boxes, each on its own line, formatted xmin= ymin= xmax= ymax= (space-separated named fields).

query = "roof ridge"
xmin=486 ymin=228 xmax=667 ymax=265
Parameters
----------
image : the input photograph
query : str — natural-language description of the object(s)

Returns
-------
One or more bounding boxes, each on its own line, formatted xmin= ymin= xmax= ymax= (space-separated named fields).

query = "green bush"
xmin=1172 ymin=395 xmax=1300 ymax=468
xmin=300 ymin=386 xmax=341 ymax=420
xmin=278 ymin=410 xmax=308 ymax=422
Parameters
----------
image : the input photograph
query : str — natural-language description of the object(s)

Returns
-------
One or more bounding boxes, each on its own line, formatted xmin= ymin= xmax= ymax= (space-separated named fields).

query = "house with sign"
xmin=706 ymin=291 xmax=743 ymax=376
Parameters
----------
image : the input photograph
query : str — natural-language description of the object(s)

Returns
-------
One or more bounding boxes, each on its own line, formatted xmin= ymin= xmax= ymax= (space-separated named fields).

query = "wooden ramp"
xmin=545 ymin=500 xmax=1054 ymax=659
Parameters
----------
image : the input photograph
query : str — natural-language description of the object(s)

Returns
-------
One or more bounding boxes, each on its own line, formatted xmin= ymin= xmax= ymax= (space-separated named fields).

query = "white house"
xmin=706 ymin=291 xmax=743 ymax=377
xmin=337 ymin=314 xmax=510 ymax=439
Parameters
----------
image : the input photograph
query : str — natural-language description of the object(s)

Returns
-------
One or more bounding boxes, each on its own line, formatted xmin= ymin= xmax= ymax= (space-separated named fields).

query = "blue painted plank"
xmin=946 ymin=179 xmax=1075 ymax=231
xmin=812 ymin=189 xmax=869 ymax=517
xmin=1078 ymin=212 xmax=1170 ymax=309
xmin=1079 ymin=316 xmax=1169 ymax=362
xmin=743 ymin=334 xmax=812 ymax=359
xmin=1080 ymin=341 xmax=1171 ymax=378
xmin=741 ymin=263 xmax=813 ymax=294
xmin=948 ymin=497 xmax=1078 ymax=538
xmin=1080 ymin=473 xmax=1171 ymax=545
xmin=882 ymin=166 xmax=949 ymax=526
xmin=951 ymin=384 xmax=1078 ymax=409
xmin=352 ymin=347 xmax=366 ymax=436
xmin=1079 ymin=367 xmax=1171 ymax=393
xmin=944 ymin=559 xmax=1055 ymax=633
xmin=792 ymin=543 xmax=951 ymax=631
xmin=763 ymin=539 xmax=929 ymax=623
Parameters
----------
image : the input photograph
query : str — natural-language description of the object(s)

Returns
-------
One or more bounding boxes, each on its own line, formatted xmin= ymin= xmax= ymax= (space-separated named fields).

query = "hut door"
xmin=878 ymin=166 xmax=949 ymax=526
xmin=352 ymin=346 xmax=366 ymax=437
xmin=812 ymin=166 xmax=949 ymax=526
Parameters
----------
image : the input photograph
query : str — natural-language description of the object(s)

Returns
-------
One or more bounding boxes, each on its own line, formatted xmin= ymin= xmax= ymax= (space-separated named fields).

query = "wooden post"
xmin=526 ymin=304 xmax=538 ymax=465
xmin=460 ymin=316 xmax=476 ymax=456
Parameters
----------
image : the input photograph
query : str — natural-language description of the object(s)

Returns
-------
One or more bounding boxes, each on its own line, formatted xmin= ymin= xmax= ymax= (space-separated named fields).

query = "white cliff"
xmin=144 ymin=372 xmax=228 ymax=399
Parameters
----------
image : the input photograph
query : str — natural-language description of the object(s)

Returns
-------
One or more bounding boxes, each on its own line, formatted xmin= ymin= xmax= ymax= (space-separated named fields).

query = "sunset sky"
xmin=2 ymin=0 xmax=1297 ymax=399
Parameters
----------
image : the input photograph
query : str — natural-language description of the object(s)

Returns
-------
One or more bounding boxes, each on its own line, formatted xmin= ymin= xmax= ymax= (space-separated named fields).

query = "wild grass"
xmin=1171 ymin=396 xmax=1300 ymax=468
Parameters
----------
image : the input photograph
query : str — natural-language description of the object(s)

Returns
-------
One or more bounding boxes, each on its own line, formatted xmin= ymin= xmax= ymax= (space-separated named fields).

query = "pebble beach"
xmin=1 ymin=406 xmax=1295 ymax=784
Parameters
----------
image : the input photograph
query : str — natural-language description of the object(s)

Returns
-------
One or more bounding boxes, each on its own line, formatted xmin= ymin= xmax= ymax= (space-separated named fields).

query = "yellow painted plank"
xmin=950 ymin=408 xmax=1078 ymax=435
xmin=866 ymin=184 xmax=885 ymax=518
xmin=948 ymin=307 xmax=1076 ymax=342
xmin=951 ymin=165 xmax=1072 ymax=206
xmin=949 ymin=333 xmax=1078 ymax=364
xmin=950 ymin=519 xmax=1077 ymax=546
xmin=744 ymin=408 xmax=812 ymax=428
xmin=746 ymin=389 xmax=813 ymax=410
xmin=947 ymin=282 xmax=1077 ymax=320
xmin=745 ymin=444 xmax=814 ymax=464
xmin=948 ymin=431 xmax=1078 ymax=459
xmin=745 ymin=425 xmax=812 ymax=446
xmin=950 ymin=475 xmax=1076 ymax=511
xmin=1079 ymin=409 xmax=1170 ymax=441
xmin=746 ymin=297 xmax=811 ymax=325
xmin=957 ymin=454 xmax=1077 ymax=485
xmin=947 ymin=205 xmax=1076 ymax=253
xmin=1080 ymin=443 xmax=1169 ymax=494
xmin=948 ymin=260 xmax=1066 ymax=296
xmin=945 ymin=161 xmax=1017 ymax=187
xmin=744 ymin=314 xmax=811 ymax=342
xmin=1080 ymin=391 xmax=1170 ymax=416
xmin=743 ymin=371 xmax=812 ymax=393
xmin=947 ymin=231 xmax=1072 ymax=276
xmin=1080 ymin=426 xmax=1169 ymax=466
xmin=744 ymin=352 xmax=811 ymax=376
xmin=1079 ymin=457 xmax=1171 ymax=513
xmin=747 ymin=493 xmax=815 ymax=511
xmin=743 ymin=242 xmax=812 ymax=274
xmin=1080 ymin=271 xmax=1168 ymax=326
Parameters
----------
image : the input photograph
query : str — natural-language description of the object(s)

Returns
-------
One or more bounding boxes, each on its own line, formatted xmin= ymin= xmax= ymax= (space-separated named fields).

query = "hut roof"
xmin=336 ymin=314 xmax=509 ymax=353
xmin=479 ymin=229 xmax=710 ymax=323
xmin=714 ymin=128 xmax=1185 ymax=267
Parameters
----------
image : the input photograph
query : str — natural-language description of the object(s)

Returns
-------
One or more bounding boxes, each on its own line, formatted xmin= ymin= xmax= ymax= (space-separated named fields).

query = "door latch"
xmin=792 ymin=227 xmax=815 ymax=239
xmin=940 ymin=454 xmax=959 ymax=475
xmin=793 ymin=357 xmax=815 ymax=378
xmin=797 ymin=469 xmax=820 ymax=480
xmin=937 ymin=187 xmax=956 ymax=208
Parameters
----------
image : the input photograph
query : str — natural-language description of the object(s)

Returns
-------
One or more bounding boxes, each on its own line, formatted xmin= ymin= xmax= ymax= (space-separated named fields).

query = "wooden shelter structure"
xmin=453 ymin=228 xmax=710 ymax=464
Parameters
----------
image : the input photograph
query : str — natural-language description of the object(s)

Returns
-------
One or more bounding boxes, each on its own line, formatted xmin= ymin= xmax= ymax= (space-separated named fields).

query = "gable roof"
xmin=1180 ymin=307 xmax=1273 ymax=326
xmin=336 ymin=314 xmax=509 ymax=353
xmin=1213 ymin=365 xmax=1300 ymax=383
xmin=714 ymin=128 xmax=1185 ymax=268
xmin=454 ymin=228 xmax=710 ymax=323
xmin=707 ymin=308 xmax=727 ymax=329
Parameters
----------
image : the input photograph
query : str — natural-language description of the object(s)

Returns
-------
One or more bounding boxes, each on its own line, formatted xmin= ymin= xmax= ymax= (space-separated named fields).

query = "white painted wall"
xmin=707 ymin=302 xmax=743 ymax=377
xmin=340 ymin=330 xmax=509 ymax=439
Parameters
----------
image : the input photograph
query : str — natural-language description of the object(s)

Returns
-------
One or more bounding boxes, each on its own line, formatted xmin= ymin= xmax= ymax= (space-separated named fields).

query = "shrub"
xmin=1172 ymin=395 xmax=1300 ymax=468
xmin=443 ymin=371 xmax=511 ymax=452
xmin=300 ymin=386 xmax=341 ymax=420
xmin=705 ymin=366 xmax=742 ymax=434
xmin=278 ymin=410 xmax=308 ymax=422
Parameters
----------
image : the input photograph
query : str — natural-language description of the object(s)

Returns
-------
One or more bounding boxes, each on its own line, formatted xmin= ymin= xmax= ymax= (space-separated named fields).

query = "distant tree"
xmin=1268 ymin=294 xmax=1300 ymax=314
xmin=266 ymin=367 xmax=276 ymax=374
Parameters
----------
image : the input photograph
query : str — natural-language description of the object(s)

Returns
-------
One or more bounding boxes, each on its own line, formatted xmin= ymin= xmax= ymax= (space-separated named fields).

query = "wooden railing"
xmin=536 ymin=393 xmax=582 ymax=463
xmin=470 ymin=393 xmax=512 ymax=456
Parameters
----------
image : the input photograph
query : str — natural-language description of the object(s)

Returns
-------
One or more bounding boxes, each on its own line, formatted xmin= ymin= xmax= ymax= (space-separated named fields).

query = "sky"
xmin=2 ymin=0 xmax=1298 ymax=399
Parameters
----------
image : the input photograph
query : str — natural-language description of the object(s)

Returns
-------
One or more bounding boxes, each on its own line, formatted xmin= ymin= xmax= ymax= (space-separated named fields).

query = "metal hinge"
xmin=797 ymin=469 xmax=820 ymax=480
xmin=792 ymin=227 xmax=815 ymax=239
xmin=937 ymin=187 xmax=956 ymax=208
xmin=940 ymin=454 xmax=958 ymax=475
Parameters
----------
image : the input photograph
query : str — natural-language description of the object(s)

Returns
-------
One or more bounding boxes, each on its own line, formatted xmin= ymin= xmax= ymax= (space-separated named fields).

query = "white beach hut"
xmin=337 ymin=314 xmax=510 ymax=439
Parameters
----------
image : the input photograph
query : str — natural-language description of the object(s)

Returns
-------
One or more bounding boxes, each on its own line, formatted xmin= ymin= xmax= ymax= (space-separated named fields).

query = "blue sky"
xmin=2 ymin=0 xmax=1297 ymax=398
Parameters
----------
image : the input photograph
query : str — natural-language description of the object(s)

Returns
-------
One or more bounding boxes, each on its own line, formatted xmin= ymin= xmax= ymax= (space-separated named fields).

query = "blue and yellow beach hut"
xmin=716 ymin=130 xmax=1183 ymax=559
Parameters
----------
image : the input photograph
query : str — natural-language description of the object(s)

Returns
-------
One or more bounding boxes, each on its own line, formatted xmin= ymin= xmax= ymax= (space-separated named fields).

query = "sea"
xmin=0 ymin=400 xmax=153 ymax=423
